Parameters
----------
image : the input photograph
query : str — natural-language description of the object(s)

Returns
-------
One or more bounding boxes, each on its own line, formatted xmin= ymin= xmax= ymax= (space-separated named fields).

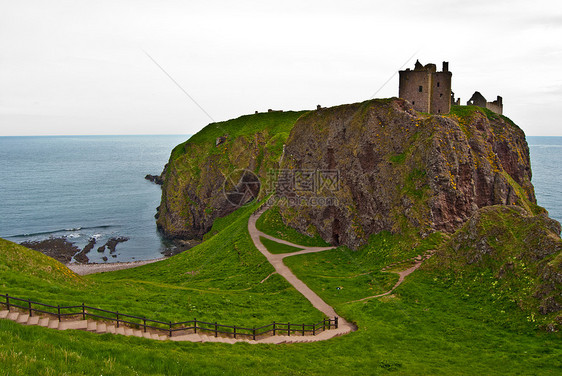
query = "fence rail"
xmin=0 ymin=293 xmax=337 ymax=340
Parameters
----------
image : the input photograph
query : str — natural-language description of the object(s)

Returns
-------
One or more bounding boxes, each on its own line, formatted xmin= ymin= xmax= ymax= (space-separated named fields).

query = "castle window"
xmin=412 ymin=101 xmax=415 ymax=105
xmin=440 ymin=94 xmax=443 ymax=97
xmin=437 ymin=82 xmax=440 ymax=87
xmin=418 ymin=86 xmax=423 ymax=92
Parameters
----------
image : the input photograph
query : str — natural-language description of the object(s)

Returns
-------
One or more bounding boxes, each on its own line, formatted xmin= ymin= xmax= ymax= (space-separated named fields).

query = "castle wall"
xmin=467 ymin=92 xmax=487 ymax=107
xmin=430 ymin=71 xmax=452 ymax=114
xmin=399 ymin=70 xmax=431 ymax=113
xmin=486 ymin=102 xmax=503 ymax=115
xmin=468 ymin=92 xmax=503 ymax=115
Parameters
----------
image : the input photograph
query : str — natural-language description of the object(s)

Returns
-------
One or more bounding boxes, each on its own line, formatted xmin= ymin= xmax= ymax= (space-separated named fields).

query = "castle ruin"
xmin=467 ymin=91 xmax=503 ymax=115
xmin=399 ymin=60 xmax=452 ymax=114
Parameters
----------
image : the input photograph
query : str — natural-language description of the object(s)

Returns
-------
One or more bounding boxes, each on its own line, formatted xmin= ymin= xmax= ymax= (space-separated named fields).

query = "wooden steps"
xmin=0 ymin=308 xmax=351 ymax=344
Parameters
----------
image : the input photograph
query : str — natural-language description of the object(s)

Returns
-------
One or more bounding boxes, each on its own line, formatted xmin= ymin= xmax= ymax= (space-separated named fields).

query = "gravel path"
xmin=248 ymin=208 xmax=357 ymax=336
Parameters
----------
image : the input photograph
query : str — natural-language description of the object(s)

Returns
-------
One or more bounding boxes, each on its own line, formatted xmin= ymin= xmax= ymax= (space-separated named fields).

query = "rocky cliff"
xmin=276 ymin=98 xmax=540 ymax=249
xmin=156 ymin=111 xmax=307 ymax=240
xmin=158 ymin=98 xmax=541 ymax=248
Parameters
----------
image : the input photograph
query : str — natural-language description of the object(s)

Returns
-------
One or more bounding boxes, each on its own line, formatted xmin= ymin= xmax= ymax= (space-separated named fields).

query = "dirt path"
xmin=248 ymin=208 xmax=356 ymax=335
xmin=347 ymin=250 xmax=436 ymax=303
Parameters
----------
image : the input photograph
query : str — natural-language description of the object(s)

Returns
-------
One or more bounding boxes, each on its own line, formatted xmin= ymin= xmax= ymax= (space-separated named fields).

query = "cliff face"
xmin=156 ymin=111 xmax=306 ymax=240
xmin=158 ymin=98 xmax=540 ymax=248
xmin=276 ymin=98 xmax=539 ymax=249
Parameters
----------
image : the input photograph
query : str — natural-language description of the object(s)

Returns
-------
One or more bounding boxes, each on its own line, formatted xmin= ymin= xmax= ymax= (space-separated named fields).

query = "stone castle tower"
xmin=399 ymin=60 xmax=452 ymax=114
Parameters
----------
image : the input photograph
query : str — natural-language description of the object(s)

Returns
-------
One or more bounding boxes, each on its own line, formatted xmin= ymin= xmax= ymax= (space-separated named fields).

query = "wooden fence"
xmin=0 ymin=293 xmax=338 ymax=340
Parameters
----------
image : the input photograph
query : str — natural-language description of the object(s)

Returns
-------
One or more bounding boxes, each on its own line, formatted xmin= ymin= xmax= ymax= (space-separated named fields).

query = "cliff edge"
xmin=277 ymin=98 xmax=540 ymax=249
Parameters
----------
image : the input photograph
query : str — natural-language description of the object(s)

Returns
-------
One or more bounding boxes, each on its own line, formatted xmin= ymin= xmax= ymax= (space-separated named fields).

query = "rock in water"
xmin=73 ymin=237 xmax=96 ymax=263
xmin=106 ymin=237 xmax=128 ymax=254
xmin=145 ymin=174 xmax=164 ymax=185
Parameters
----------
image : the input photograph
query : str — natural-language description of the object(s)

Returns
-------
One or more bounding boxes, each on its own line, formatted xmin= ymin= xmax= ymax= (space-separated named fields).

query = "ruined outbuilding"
xmin=467 ymin=91 xmax=503 ymax=115
xmin=399 ymin=60 xmax=452 ymax=114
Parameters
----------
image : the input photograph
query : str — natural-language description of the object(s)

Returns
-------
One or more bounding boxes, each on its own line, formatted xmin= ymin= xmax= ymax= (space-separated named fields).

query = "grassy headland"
xmin=1 ymin=105 xmax=561 ymax=375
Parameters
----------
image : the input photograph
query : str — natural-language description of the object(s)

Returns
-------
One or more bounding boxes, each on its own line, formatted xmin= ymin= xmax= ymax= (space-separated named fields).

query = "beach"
xmin=66 ymin=258 xmax=166 ymax=275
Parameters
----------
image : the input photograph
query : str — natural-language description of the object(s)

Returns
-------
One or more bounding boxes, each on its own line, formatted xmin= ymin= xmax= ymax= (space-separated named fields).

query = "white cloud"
xmin=1 ymin=0 xmax=561 ymax=136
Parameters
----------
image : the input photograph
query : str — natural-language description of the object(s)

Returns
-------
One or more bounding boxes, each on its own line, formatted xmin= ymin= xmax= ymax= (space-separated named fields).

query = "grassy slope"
xmin=166 ymin=110 xmax=308 ymax=189
xmin=256 ymin=206 xmax=329 ymax=247
xmin=2 ymin=238 xmax=561 ymax=375
xmin=0 ymin=202 xmax=322 ymax=327
xmin=3 ymin=207 xmax=562 ymax=375
xmin=424 ymin=205 xmax=562 ymax=330
xmin=283 ymin=231 xmax=442 ymax=306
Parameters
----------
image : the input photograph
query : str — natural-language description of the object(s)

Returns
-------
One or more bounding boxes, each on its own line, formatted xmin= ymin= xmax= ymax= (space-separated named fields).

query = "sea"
xmin=0 ymin=135 xmax=560 ymax=263
xmin=527 ymin=136 xmax=562 ymax=223
xmin=0 ymin=135 xmax=189 ymax=263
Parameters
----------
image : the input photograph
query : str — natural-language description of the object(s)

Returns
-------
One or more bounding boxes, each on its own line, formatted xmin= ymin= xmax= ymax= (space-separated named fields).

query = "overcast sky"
xmin=1 ymin=0 xmax=561 ymax=136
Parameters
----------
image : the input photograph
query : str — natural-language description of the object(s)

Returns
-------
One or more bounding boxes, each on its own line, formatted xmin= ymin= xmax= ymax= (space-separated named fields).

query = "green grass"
xmin=0 ymin=201 xmax=323 ymax=328
xmin=284 ymin=248 xmax=399 ymax=305
xmin=2 ymin=259 xmax=561 ymax=375
xmin=169 ymin=110 xmax=308 ymax=165
xmin=425 ymin=205 xmax=562 ymax=330
xmin=389 ymin=152 xmax=406 ymax=164
xmin=259 ymin=237 xmax=303 ymax=254
xmin=183 ymin=111 xmax=308 ymax=150
xmin=280 ymin=229 xmax=443 ymax=306
xmin=448 ymin=104 xmax=518 ymax=126
xmin=256 ymin=206 xmax=330 ymax=247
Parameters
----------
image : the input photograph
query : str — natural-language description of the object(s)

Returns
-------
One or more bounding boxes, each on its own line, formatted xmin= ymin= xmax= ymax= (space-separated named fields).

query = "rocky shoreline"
xmin=19 ymin=234 xmax=193 ymax=267
xmin=21 ymin=236 xmax=130 ymax=264
xmin=20 ymin=236 xmax=169 ymax=275
xmin=20 ymin=238 xmax=81 ymax=264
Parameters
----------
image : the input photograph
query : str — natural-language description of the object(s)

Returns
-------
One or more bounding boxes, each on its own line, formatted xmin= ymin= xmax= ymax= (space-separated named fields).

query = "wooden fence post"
xmin=169 ymin=321 xmax=172 ymax=337
xmin=28 ymin=300 xmax=32 ymax=317
xmin=215 ymin=322 xmax=218 ymax=337
xmin=233 ymin=326 xmax=237 ymax=339
xmin=335 ymin=316 xmax=338 ymax=329
xmin=253 ymin=326 xmax=256 ymax=341
xmin=5 ymin=294 xmax=9 ymax=311
xmin=82 ymin=303 xmax=85 ymax=320
xmin=143 ymin=318 xmax=147 ymax=332
xmin=116 ymin=311 xmax=119 ymax=328
xmin=194 ymin=318 xmax=197 ymax=334
xmin=273 ymin=321 xmax=276 ymax=336
xmin=57 ymin=305 xmax=61 ymax=322
xmin=288 ymin=322 xmax=291 ymax=336
xmin=302 ymin=323 xmax=305 ymax=336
